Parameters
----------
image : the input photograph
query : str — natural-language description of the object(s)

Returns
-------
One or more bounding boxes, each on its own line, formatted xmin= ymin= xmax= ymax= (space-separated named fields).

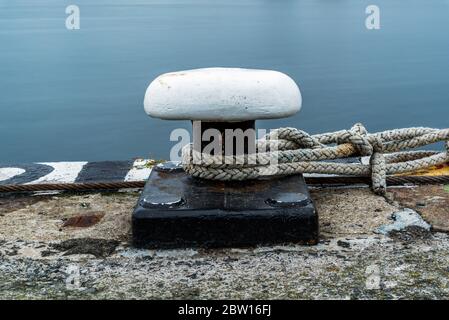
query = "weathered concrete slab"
xmin=0 ymin=192 xmax=134 ymax=242
xmin=1 ymin=186 xmax=449 ymax=299
xmin=0 ymin=188 xmax=395 ymax=243
xmin=313 ymin=188 xmax=394 ymax=237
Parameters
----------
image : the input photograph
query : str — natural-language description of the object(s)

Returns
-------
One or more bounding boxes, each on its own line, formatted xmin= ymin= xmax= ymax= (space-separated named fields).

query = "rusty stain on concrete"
xmin=62 ymin=212 xmax=105 ymax=228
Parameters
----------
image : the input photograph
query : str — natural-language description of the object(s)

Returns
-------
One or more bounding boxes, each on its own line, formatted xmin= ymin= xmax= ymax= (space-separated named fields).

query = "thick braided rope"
xmin=182 ymin=124 xmax=449 ymax=195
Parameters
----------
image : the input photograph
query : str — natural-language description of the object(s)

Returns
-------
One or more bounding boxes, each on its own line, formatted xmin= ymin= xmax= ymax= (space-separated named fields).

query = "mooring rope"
xmin=182 ymin=123 xmax=449 ymax=195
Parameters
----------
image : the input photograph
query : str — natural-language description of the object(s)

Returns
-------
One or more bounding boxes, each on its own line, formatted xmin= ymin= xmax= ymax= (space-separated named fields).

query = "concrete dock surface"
xmin=1 ymin=185 xmax=449 ymax=299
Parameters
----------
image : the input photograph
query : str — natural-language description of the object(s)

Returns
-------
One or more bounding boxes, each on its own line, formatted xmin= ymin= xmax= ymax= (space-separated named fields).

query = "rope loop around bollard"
xmin=182 ymin=123 xmax=449 ymax=195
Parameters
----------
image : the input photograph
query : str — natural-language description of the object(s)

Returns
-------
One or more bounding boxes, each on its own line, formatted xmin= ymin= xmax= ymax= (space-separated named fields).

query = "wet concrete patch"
xmin=50 ymin=238 xmax=120 ymax=258
xmin=388 ymin=226 xmax=433 ymax=242
xmin=0 ymin=193 xmax=51 ymax=215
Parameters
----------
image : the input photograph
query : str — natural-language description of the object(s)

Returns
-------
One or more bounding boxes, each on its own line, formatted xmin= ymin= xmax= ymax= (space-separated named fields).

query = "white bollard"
xmin=144 ymin=67 xmax=302 ymax=161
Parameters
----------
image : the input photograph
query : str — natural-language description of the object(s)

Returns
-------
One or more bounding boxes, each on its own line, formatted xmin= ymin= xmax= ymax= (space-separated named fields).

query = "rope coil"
xmin=182 ymin=123 xmax=449 ymax=194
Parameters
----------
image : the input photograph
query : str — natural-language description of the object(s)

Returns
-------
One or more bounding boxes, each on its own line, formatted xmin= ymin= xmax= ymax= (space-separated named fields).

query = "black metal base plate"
xmin=132 ymin=162 xmax=319 ymax=248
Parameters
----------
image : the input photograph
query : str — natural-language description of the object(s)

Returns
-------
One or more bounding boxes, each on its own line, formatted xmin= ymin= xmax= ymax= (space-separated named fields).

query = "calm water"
xmin=1 ymin=0 xmax=449 ymax=164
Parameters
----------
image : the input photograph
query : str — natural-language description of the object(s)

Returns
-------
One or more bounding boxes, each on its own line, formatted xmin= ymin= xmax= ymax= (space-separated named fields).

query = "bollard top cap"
xmin=144 ymin=67 xmax=302 ymax=121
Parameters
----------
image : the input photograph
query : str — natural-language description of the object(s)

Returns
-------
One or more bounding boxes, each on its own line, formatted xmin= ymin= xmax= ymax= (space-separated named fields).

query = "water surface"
xmin=1 ymin=0 xmax=449 ymax=163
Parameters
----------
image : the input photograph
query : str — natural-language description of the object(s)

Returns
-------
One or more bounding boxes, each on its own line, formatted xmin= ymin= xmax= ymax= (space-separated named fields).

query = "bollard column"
xmin=193 ymin=120 xmax=256 ymax=157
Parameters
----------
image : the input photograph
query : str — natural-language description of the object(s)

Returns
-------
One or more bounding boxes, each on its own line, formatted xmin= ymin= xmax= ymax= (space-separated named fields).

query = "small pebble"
xmin=416 ymin=201 xmax=426 ymax=207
